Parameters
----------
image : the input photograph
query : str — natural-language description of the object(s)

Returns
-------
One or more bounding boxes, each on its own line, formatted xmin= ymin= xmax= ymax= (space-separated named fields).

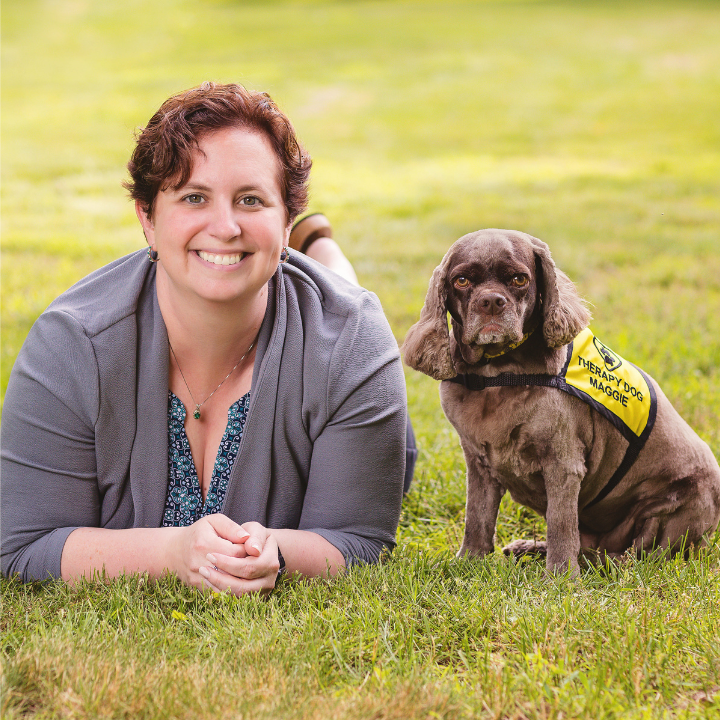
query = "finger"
xmin=194 ymin=534 xmax=240 ymax=562
xmin=206 ymin=513 xmax=246 ymax=542
xmin=198 ymin=565 xmax=276 ymax=596
xmin=208 ymin=555 xmax=278 ymax=582
xmin=209 ymin=542 xmax=249 ymax=560
xmin=245 ymin=538 xmax=263 ymax=557
xmin=238 ymin=522 xmax=269 ymax=556
xmin=207 ymin=552 xmax=246 ymax=574
xmin=196 ymin=516 xmax=251 ymax=557
xmin=189 ymin=517 xmax=241 ymax=557
xmin=198 ymin=565 xmax=227 ymax=593
xmin=197 ymin=570 xmax=223 ymax=594
xmin=206 ymin=555 xmax=257 ymax=580
xmin=205 ymin=545 xmax=248 ymax=572
xmin=209 ymin=544 xmax=279 ymax=581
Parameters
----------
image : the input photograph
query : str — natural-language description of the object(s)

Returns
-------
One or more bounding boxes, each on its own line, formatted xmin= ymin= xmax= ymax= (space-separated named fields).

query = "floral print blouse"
xmin=162 ymin=391 xmax=250 ymax=527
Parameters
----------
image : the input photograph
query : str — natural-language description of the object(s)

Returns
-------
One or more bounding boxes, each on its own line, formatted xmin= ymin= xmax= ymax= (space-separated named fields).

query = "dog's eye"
xmin=454 ymin=277 xmax=471 ymax=289
xmin=510 ymin=275 xmax=529 ymax=288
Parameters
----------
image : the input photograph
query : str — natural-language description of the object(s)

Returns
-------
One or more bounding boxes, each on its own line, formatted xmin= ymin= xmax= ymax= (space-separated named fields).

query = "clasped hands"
xmin=171 ymin=514 xmax=280 ymax=596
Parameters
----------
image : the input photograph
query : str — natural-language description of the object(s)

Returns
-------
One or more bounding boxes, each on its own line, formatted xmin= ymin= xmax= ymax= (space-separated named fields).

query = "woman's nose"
xmin=208 ymin=201 xmax=241 ymax=240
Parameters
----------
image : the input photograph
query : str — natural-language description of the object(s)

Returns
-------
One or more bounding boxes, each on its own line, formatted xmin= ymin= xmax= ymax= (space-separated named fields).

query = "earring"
xmin=279 ymin=246 xmax=290 ymax=264
xmin=147 ymin=247 xmax=159 ymax=263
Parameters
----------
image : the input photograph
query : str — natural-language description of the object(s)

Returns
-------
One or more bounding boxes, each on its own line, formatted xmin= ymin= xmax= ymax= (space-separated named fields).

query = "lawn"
xmin=2 ymin=0 xmax=720 ymax=717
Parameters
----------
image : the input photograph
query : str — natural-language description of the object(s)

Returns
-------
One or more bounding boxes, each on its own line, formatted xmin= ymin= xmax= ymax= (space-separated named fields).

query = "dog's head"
xmin=402 ymin=229 xmax=591 ymax=380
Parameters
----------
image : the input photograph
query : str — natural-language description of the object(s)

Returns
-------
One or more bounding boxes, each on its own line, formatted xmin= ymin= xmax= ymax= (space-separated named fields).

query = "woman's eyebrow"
xmin=177 ymin=182 xmax=212 ymax=192
xmin=179 ymin=183 xmax=266 ymax=193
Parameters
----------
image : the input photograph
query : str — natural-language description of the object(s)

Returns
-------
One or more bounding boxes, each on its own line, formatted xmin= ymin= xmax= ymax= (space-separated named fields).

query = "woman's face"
xmin=137 ymin=127 xmax=291 ymax=307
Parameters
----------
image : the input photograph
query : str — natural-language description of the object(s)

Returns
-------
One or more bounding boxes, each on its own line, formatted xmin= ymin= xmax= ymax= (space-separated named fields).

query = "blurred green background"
xmin=3 ymin=0 xmax=719 ymax=445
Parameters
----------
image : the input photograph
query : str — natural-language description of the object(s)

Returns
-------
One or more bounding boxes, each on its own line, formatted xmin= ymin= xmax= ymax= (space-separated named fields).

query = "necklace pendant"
xmin=193 ymin=407 xmax=201 ymax=420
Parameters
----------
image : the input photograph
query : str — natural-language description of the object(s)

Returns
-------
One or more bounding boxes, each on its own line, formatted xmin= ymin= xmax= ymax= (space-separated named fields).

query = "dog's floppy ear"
xmin=529 ymin=236 xmax=591 ymax=347
xmin=402 ymin=258 xmax=456 ymax=380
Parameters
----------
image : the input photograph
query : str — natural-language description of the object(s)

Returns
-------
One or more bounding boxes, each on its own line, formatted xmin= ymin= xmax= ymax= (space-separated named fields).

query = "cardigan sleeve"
xmin=1 ymin=310 xmax=102 ymax=581
xmin=297 ymin=291 xmax=406 ymax=565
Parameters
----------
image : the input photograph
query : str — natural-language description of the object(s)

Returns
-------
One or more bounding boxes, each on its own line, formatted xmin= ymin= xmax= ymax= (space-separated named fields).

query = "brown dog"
xmin=403 ymin=229 xmax=720 ymax=574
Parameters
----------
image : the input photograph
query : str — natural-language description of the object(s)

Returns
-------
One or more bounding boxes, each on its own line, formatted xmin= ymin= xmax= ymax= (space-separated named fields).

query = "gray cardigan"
xmin=1 ymin=250 xmax=407 ymax=582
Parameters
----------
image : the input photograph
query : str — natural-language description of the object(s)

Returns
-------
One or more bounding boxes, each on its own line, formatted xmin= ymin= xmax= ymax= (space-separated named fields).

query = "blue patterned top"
xmin=162 ymin=391 xmax=250 ymax=527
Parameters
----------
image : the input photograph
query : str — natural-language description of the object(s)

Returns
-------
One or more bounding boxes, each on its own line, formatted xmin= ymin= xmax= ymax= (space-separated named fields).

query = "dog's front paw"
xmin=502 ymin=539 xmax=548 ymax=559
xmin=545 ymin=556 xmax=581 ymax=578
xmin=456 ymin=544 xmax=492 ymax=559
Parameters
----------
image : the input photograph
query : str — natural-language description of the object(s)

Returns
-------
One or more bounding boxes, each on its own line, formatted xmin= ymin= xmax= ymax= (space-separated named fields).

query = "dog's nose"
xmin=479 ymin=293 xmax=507 ymax=315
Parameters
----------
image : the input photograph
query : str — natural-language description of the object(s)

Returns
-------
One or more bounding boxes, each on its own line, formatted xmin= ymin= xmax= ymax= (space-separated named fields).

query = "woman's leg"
xmin=289 ymin=213 xmax=358 ymax=285
xmin=305 ymin=238 xmax=359 ymax=286
xmin=290 ymin=213 xmax=417 ymax=492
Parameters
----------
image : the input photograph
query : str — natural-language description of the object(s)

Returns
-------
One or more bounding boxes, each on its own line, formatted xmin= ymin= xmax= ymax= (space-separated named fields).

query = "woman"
xmin=1 ymin=82 xmax=409 ymax=595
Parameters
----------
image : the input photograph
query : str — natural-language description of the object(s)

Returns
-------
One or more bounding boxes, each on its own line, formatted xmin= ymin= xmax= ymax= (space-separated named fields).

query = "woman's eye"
xmin=184 ymin=194 xmax=204 ymax=205
xmin=511 ymin=274 xmax=529 ymax=287
xmin=454 ymin=277 xmax=470 ymax=289
xmin=241 ymin=196 xmax=262 ymax=207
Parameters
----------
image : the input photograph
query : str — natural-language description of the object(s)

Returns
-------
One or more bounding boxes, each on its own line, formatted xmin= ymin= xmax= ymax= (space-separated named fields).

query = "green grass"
xmin=3 ymin=549 xmax=720 ymax=719
xmin=2 ymin=0 xmax=720 ymax=717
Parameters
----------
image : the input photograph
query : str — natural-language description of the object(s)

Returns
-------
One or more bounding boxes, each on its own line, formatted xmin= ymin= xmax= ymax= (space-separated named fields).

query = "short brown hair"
xmin=125 ymin=82 xmax=311 ymax=221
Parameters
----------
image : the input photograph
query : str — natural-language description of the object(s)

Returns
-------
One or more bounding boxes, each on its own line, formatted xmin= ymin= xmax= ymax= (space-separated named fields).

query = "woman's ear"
xmin=135 ymin=200 xmax=155 ymax=244
xmin=529 ymin=235 xmax=591 ymax=347
xmin=402 ymin=257 xmax=455 ymax=380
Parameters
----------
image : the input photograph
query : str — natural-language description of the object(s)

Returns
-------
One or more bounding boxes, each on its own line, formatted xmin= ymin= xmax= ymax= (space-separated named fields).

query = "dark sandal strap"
xmin=289 ymin=213 xmax=333 ymax=253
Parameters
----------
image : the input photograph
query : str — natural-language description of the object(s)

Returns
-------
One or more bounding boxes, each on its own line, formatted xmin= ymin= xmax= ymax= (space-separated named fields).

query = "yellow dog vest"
xmin=447 ymin=328 xmax=658 ymax=507
xmin=565 ymin=328 xmax=654 ymax=439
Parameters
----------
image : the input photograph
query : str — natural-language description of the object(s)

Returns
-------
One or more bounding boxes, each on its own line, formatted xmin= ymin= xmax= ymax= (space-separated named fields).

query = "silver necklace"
xmin=169 ymin=339 xmax=256 ymax=420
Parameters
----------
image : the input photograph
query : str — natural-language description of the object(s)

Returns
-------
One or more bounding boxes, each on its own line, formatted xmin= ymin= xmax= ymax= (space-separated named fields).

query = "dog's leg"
xmin=458 ymin=451 xmax=505 ymax=558
xmin=544 ymin=466 xmax=583 ymax=576
xmin=630 ymin=476 xmax=720 ymax=557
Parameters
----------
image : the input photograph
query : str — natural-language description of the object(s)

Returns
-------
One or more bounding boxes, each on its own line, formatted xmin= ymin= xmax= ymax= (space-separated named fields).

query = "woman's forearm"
xmin=60 ymin=526 xmax=183 ymax=581
xmin=61 ymin=524 xmax=346 ymax=588
xmin=272 ymin=529 xmax=345 ymax=578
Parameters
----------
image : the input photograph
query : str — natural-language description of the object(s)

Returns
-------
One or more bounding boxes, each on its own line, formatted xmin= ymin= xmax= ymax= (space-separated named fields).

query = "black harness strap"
xmin=447 ymin=372 xmax=562 ymax=392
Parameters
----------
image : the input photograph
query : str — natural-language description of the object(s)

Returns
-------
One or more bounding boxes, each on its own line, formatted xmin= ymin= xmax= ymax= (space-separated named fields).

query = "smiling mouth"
xmin=197 ymin=250 xmax=247 ymax=266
